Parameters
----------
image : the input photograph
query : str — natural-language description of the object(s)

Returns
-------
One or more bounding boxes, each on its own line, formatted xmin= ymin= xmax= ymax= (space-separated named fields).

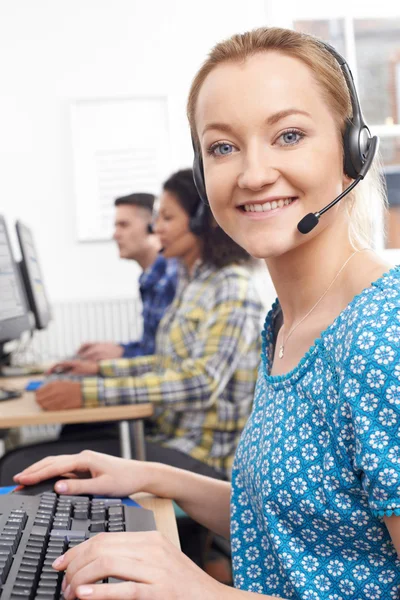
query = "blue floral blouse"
xmin=231 ymin=266 xmax=400 ymax=598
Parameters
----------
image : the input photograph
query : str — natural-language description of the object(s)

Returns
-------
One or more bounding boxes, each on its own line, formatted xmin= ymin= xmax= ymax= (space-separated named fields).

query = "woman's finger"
xmin=75 ymin=581 xmax=146 ymax=600
xmin=14 ymin=452 xmax=94 ymax=483
xmin=66 ymin=556 xmax=160 ymax=599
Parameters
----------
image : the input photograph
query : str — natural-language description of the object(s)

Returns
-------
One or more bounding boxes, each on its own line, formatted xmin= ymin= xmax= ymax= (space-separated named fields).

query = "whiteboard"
xmin=70 ymin=97 xmax=170 ymax=241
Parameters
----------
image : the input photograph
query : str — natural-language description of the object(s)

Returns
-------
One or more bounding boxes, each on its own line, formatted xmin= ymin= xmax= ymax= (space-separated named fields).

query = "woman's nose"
xmin=237 ymin=149 xmax=280 ymax=191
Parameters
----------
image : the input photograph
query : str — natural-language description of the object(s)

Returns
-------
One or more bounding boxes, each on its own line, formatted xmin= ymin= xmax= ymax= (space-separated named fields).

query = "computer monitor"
xmin=384 ymin=166 xmax=400 ymax=207
xmin=0 ymin=215 xmax=31 ymax=353
xmin=16 ymin=220 xmax=52 ymax=330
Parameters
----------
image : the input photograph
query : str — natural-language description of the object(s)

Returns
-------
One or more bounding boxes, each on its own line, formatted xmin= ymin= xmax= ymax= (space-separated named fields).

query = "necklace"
xmin=278 ymin=248 xmax=369 ymax=359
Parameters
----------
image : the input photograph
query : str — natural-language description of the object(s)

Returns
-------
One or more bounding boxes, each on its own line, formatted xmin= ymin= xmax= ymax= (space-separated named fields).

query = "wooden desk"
xmin=0 ymin=376 xmax=153 ymax=460
xmin=135 ymin=493 xmax=180 ymax=548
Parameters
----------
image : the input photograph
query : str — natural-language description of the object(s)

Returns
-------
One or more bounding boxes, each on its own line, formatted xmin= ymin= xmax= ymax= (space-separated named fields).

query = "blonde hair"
xmin=187 ymin=27 xmax=387 ymax=250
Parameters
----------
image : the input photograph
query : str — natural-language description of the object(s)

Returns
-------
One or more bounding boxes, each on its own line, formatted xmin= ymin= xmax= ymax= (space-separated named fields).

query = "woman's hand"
xmin=54 ymin=531 xmax=225 ymax=600
xmin=47 ymin=360 xmax=99 ymax=375
xmin=13 ymin=450 xmax=151 ymax=498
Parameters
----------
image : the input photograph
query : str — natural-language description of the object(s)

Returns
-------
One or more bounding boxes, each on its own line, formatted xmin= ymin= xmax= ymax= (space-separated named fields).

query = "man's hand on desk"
xmin=77 ymin=342 xmax=124 ymax=361
xmin=36 ymin=381 xmax=83 ymax=410
xmin=47 ymin=359 xmax=99 ymax=376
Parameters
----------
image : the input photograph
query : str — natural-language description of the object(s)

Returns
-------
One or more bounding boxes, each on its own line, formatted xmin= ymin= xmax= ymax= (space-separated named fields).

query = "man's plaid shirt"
xmin=82 ymin=261 xmax=263 ymax=477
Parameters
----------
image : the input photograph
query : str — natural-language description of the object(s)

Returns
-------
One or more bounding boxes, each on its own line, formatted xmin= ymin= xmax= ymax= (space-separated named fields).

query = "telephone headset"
xmin=192 ymin=40 xmax=379 ymax=235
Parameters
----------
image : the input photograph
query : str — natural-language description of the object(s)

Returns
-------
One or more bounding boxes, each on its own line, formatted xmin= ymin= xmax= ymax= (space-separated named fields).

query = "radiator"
xmin=14 ymin=296 xmax=142 ymax=365
xmin=4 ymin=296 xmax=141 ymax=452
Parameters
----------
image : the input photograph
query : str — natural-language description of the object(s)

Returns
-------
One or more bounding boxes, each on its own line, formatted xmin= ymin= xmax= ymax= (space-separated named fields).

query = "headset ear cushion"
xmin=343 ymin=123 xmax=360 ymax=180
xmin=193 ymin=153 xmax=208 ymax=204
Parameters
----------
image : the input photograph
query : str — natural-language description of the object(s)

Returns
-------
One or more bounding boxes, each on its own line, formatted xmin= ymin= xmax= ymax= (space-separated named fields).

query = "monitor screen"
xmin=0 ymin=215 xmax=31 ymax=345
xmin=16 ymin=220 xmax=52 ymax=330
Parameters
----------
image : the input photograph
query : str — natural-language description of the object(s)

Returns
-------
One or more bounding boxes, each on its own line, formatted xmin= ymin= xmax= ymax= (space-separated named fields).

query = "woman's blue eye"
xmin=211 ymin=143 xmax=234 ymax=156
xmin=279 ymin=130 xmax=304 ymax=146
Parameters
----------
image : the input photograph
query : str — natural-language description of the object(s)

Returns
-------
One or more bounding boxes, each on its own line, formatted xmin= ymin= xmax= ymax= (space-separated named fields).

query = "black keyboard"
xmin=0 ymin=492 xmax=156 ymax=599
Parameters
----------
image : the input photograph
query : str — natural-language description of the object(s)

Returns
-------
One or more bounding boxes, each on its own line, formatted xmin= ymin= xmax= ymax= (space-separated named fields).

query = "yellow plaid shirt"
xmin=82 ymin=261 xmax=263 ymax=477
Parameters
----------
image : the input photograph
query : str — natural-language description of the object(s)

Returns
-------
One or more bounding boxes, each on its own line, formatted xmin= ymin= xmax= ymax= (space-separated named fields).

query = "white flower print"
xmin=388 ymin=446 xmax=400 ymax=464
xmin=379 ymin=407 xmax=397 ymax=427
xmin=338 ymin=579 xmax=355 ymax=595
xmin=363 ymin=582 xmax=382 ymax=598
xmin=314 ymin=543 xmax=333 ymax=557
xmin=352 ymin=564 xmax=370 ymax=580
xmin=287 ymin=510 xmax=304 ymax=526
xmin=365 ymin=526 xmax=384 ymax=543
xmin=240 ymin=509 xmax=254 ymax=525
xmin=342 ymin=548 xmax=360 ymax=560
xmin=366 ymin=368 xmax=386 ymax=389
xmin=299 ymin=499 xmax=316 ymax=515
xmin=286 ymin=456 xmax=301 ymax=474
xmin=302 ymin=444 xmax=318 ymax=461
xmin=386 ymin=384 xmax=400 ymax=405
xmin=231 ymin=537 xmax=241 ymax=552
xmin=232 ymin=556 xmax=244 ymax=570
xmin=246 ymin=564 xmax=261 ymax=579
xmin=290 ymin=570 xmax=306 ymax=587
xmin=315 ymin=488 xmax=327 ymax=505
xmin=350 ymin=509 xmax=369 ymax=527
xmin=284 ymin=435 xmax=298 ymax=452
xmin=324 ymin=475 xmax=340 ymax=492
xmin=372 ymin=487 xmax=388 ymax=502
xmin=281 ymin=552 xmax=294 ymax=569
xmin=271 ymin=447 xmax=283 ymax=464
xmin=300 ymin=528 xmax=318 ymax=543
xmin=315 ymin=574 xmax=331 ymax=592
xmin=350 ymin=354 xmax=366 ymax=374
xmin=277 ymin=489 xmax=292 ymax=507
xmin=245 ymin=546 xmax=260 ymax=562
xmin=327 ymin=385 xmax=338 ymax=405
xmin=369 ymin=430 xmax=389 ymax=450
xmin=357 ymin=330 xmax=376 ymax=350
xmin=378 ymin=468 xmax=398 ymax=487
xmin=343 ymin=378 xmax=360 ymax=398
xmin=243 ymin=527 xmax=257 ymax=543
xmin=360 ymin=393 xmax=379 ymax=412
xmin=354 ymin=415 xmax=371 ymax=435
xmin=318 ymin=431 xmax=330 ymax=448
xmin=327 ymin=559 xmax=345 ymax=577
xmin=265 ymin=574 xmax=280 ymax=589
xmin=374 ymin=344 xmax=395 ymax=366
xmin=337 ymin=524 xmax=356 ymax=538
xmin=288 ymin=537 xmax=306 ymax=554
xmin=378 ymin=569 xmax=396 ymax=584
xmin=362 ymin=452 xmax=379 ymax=471
xmin=272 ymin=468 xmax=285 ymax=486
xmin=234 ymin=574 xmax=244 ymax=588
xmin=248 ymin=582 xmax=263 ymax=593
xmin=291 ymin=477 xmax=308 ymax=495
xmin=299 ymin=423 xmax=312 ymax=440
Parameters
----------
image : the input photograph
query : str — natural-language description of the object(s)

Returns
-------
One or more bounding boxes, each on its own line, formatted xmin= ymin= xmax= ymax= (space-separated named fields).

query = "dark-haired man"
xmin=77 ymin=192 xmax=178 ymax=361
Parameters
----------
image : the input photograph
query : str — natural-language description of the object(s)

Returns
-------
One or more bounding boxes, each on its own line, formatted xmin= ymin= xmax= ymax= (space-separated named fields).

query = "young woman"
xmin=15 ymin=28 xmax=400 ymax=599
xmin=1 ymin=168 xmax=262 ymax=484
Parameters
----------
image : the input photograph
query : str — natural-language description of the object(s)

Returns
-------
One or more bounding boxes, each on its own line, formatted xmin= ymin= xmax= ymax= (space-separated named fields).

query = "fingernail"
xmin=64 ymin=585 xmax=71 ymax=599
xmin=77 ymin=586 xmax=93 ymax=597
xmin=55 ymin=481 xmax=67 ymax=492
xmin=52 ymin=555 xmax=65 ymax=568
xmin=14 ymin=472 xmax=21 ymax=479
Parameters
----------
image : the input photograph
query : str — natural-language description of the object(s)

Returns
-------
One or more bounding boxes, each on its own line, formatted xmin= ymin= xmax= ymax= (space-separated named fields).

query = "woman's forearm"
xmin=141 ymin=462 xmax=231 ymax=538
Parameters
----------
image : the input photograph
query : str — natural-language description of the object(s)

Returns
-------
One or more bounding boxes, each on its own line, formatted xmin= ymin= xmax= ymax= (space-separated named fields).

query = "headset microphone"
xmin=297 ymin=136 xmax=379 ymax=234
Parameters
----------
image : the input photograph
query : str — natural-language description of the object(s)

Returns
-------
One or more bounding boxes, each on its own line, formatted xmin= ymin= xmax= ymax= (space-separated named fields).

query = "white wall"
xmin=0 ymin=0 xmax=268 ymax=302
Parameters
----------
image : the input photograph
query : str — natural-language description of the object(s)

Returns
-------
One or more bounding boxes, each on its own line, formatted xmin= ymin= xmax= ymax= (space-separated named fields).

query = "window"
xmin=291 ymin=13 xmax=400 ymax=248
